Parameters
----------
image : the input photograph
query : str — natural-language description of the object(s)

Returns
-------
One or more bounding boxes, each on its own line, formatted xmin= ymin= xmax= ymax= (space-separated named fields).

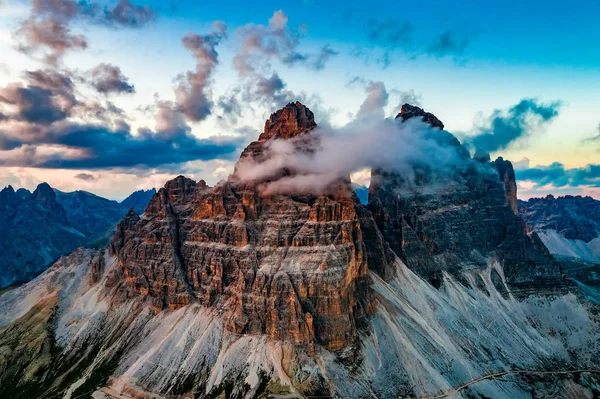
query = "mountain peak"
xmin=31 ymin=182 xmax=56 ymax=206
xmin=258 ymin=101 xmax=316 ymax=142
xmin=396 ymin=103 xmax=445 ymax=130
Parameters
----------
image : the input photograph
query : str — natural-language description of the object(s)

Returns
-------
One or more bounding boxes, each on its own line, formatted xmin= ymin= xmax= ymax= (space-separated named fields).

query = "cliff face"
xmin=1 ymin=102 xmax=599 ymax=399
xmin=111 ymin=102 xmax=393 ymax=351
xmin=368 ymin=104 xmax=562 ymax=289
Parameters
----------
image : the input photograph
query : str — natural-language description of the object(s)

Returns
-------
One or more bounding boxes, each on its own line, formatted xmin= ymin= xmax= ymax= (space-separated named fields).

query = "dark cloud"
xmin=0 ymin=84 xmax=69 ymax=124
xmin=516 ymin=161 xmax=600 ymax=188
xmin=426 ymin=31 xmax=470 ymax=57
xmin=74 ymin=172 xmax=97 ymax=181
xmin=90 ymin=63 xmax=135 ymax=94
xmin=0 ymin=121 xmax=244 ymax=169
xmin=470 ymin=98 xmax=561 ymax=153
xmin=174 ymin=22 xmax=227 ymax=122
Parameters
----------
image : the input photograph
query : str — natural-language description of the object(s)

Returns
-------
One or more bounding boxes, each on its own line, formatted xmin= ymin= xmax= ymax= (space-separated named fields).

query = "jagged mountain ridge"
xmin=0 ymin=184 xmax=155 ymax=288
xmin=0 ymin=102 xmax=599 ymax=399
xmin=519 ymin=195 xmax=600 ymax=262
xmin=368 ymin=104 xmax=561 ymax=290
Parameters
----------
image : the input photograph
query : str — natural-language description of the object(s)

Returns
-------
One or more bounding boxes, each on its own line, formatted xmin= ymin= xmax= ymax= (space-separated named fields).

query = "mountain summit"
xmin=0 ymin=103 xmax=598 ymax=399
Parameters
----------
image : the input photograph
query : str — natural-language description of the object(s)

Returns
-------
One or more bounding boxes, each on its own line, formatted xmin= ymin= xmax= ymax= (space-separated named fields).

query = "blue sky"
xmin=0 ymin=0 xmax=599 ymax=199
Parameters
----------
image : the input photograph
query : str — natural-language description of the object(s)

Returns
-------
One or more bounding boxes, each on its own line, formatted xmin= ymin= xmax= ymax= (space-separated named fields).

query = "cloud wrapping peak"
xmin=236 ymin=117 xmax=469 ymax=195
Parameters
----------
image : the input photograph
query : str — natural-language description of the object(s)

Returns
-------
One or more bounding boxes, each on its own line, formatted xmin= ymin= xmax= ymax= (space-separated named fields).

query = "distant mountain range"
xmin=519 ymin=195 xmax=600 ymax=262
xmin=0 ymin=184 xmax=155 ymax=288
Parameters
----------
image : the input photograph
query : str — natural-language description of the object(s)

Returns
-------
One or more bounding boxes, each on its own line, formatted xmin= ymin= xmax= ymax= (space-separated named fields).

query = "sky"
xmin=0 ymin=0 xmax=599 ymax=200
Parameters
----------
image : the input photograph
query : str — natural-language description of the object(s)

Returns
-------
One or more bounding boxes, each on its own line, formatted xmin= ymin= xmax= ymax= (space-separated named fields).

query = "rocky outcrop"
xmin=111 ymin=102 xmax=392 ymax=351
xmin=396 ymin=103 xmax=445 ymax=130
xmin=368 ymin=104 xmax=562 ymax=289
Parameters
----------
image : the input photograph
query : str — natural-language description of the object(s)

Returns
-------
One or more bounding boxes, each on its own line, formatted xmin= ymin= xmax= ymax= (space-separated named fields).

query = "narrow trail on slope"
xmin=405 ymin=368 xmax=600 ymax=399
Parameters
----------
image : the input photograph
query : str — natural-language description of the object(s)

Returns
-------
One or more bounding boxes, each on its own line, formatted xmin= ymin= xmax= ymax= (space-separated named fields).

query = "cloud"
xmin=174 ymin=22 xmax=227 ymax=122
xmin=516 ymin=161 xmax=600 ymax=189
xmin=356 ymin=81 xmax=388 ymax=119
xmin=582 ymin=122 xmax=600 ymax=142
xmin=74 ymin=172 xmax=97 ymax=181
xmin=14 ymin=0 xmax=157 ymax=65
xmin=15 ymin=18 xmax=88 ymax=65
xmin=311 ymin=45 xmax=338 ymax=71
xmin=226 ymin=10 xmax=335 ymax=113
xmin=0 ymin=120 xmax=244 ymax=170
xmin=235 ymin=116 xmax=471 ymax=195
xmin=90 ymin=63 xmax=135 ymax=94
xmin=0 ymin=83 xmax=70 ymax=124
xmin=103 ymin=0 xmax=156 ymax=27
xmin=426 ymin=31 xmax=470 ymax=57
xmin=469 ymin=98 xmax=561 ymax=153
xmin=394 ymin=89 xmax=422 ymax=107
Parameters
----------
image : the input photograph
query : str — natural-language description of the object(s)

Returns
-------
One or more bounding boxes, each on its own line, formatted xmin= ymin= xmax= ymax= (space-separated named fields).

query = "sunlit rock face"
xmin=110 ymin=102 xmax=393 ymax=351
xmin=368 ymin=103 xmax=562 ymax=291
xmin=1 ymin=102 xmax=599 ymax=399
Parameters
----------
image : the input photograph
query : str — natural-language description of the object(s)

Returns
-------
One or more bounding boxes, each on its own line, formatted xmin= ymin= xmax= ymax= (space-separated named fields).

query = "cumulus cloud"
xmin=174 ymin=22 xmax=227 ymax=122
xmin=15 ymin=18 xmax=88 ymax=65
xmin=469 ymin=98 xmax=561 ymax=153
xmin=14 ymin=0 xmax=157 ymax=65
xmin=224 ymin=10 xmax=336 ymax=114
xmin=90 ymin=63 xmax=135 ymax=94
xmin=235 ymin=117 xmax=469 ymax=195
xmin=0 ymin=82 xmax=71 ymax=124
xmin=356 ymin=81 xmax=389 ymax=119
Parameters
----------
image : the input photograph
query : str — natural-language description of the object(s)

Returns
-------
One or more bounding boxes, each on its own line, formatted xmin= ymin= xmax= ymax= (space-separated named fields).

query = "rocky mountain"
xmin=120 ymin=188 xmax=157 ymax=214
xmin=0 ymin=185 xmax=156 ymax=289
xmin=368 ymin=104 xmax=561 ymax=291
xmin=519 ymin=195 xmax=600 ymax=262
xmin=0 ymin=103 xmax=599 ymax=399
xmin=0 ymin=183 xmax=87 ymax=288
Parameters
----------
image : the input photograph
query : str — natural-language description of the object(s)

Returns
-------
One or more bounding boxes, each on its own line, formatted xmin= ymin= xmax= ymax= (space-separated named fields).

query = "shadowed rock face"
xmin=368 ymin=104 xmax=562 ymax=290
xmin=0 ymin=183 xmax=86 ymax=288
xmin=111 ymin=102 xmax=392 ymax=351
